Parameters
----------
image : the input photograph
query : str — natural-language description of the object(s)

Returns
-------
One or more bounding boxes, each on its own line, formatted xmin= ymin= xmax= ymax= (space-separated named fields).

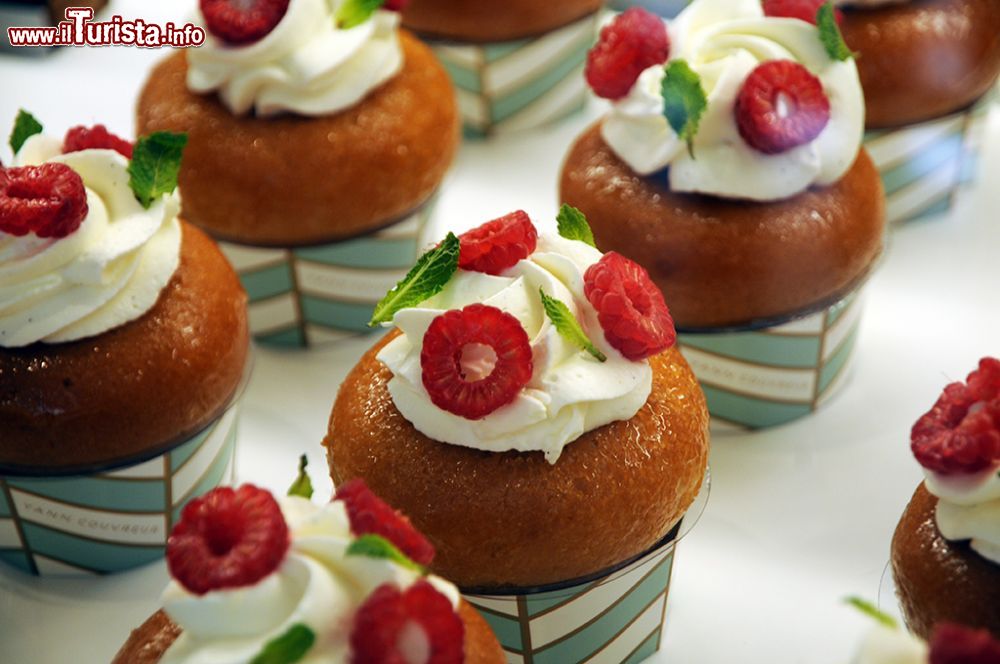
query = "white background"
xmin=1 ymin=2 xmax=998 ymax=662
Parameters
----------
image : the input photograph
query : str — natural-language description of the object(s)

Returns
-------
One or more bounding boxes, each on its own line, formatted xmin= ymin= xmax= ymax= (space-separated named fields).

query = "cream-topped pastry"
xmin=188 ymin=0 xmax=403 ymax=117
xmin=598 ymin=0 xmax=864 ymax=201
xmin=0 ymin=130 xmax=181 ymax=347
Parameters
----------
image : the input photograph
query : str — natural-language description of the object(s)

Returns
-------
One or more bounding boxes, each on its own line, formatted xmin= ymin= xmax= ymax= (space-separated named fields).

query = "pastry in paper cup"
xmin=136 ymin=1 xmax=459 ymax=346
xmin=401 ymin=0 xmax=602 ymax=136
xmin=607 ymin=0 xmax=686 ymax=18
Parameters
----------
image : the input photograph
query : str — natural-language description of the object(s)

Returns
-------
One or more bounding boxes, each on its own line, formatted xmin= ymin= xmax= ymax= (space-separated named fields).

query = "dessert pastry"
xmin=325 ymin=209 xmax=709 ymax=660
xmin=113 ymin=469 xmax=504 ymax=663
xmin=0 ymin=112 xmax=248 ymax=575
xmin=891 ymin=358 xmax=1000 ymax=639
xmin=608 ymin=0 xmax=686 ymax=18
xmin=137 ymin=0 xmax=459 ymax=346
xmin=400 ymin=0 xmax=603 ymax=135
xmin=560 ymin=0 xmax=885 ymax=428
xmin=823 ymin=0 xmax=1000 ymax=223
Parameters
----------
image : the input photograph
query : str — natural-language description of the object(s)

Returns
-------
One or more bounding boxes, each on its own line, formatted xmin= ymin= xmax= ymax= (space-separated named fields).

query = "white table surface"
xmin=1 ymin=2 xmax=998 ymax=662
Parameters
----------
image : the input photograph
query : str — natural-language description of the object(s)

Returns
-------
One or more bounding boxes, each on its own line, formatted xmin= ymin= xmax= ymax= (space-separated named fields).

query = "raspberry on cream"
xmin=0 ymin=134 xmax=181 ymax=348
xmin=187 ymin=0 xmax=404 ymax=117
xmin=597 ymin=0 xmax=865 ymax=201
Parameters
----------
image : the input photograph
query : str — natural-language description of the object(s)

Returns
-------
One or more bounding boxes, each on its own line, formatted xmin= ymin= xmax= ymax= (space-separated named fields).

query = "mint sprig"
xmin=9 ymin=109 xmax=43 ymax=155
xmin=127 ymin=132 xmax=187 ymax=209
xmin=556 ymin=204 xmax=596 ymax=248
xmin=287 ymin=455 xmax=314 ymax=499
xmin=250 ymin=624 xmax=316 ymax=664
xmin=845 ymin=597 xmax=898 ymax=629
xmin=346 ymin=534 xmax=423 ymax=572
xmin=817 ymin=2 xmax=853 ymax=61
xmin=540 ymin=290 xmax=607 ymax=362
xmin=369 ymin=233 xmax=460 ymax=326
xmin=338 ymin=0 xmax=385 ymax=29
xmin=661 ymin=60 xmax=708 ymax=158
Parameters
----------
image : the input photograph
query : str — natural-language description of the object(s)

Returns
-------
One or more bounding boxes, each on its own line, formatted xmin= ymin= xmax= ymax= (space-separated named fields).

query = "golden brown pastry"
xmin=401 ymin=0 xmax=603 ymax=42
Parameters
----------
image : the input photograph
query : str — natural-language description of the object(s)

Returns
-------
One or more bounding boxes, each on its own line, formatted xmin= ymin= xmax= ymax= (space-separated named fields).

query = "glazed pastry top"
xmin=925 ymin=470 xmax=1000 ymax=565
xmin=837 ymin=0 xmax=910 ymax=7
xmin=1 ymin=135 xmax=181 ymax=347
xmin=187 ymin=0 xmax=403 ymax=117
xmin=601 ymin=0 xmax=864 ymax=201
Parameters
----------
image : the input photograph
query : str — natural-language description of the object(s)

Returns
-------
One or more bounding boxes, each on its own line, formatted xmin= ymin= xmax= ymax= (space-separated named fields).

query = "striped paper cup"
xmin=462 ymin=472 xmax=709 ymax=663
xmin=0 ymin=404 xmax=240 ymax=577
xmin=677 ymin=289 xmax=864 ymax=430
xmin=607 ymin=0 xmax=686 ymax=17
xmin=218 ymin=200 xmax=434 ymax=348
xmin=865 ymin=88 xmax=997 ymax=226
xmin=427 ymin=13 xmax=600 ymax=137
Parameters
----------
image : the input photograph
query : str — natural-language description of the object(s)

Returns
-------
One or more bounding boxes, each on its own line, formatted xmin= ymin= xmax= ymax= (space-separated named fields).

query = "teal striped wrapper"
xmin=219 ymin=202 xmax=434 ymax=348
xmin=0 ymin=407 xmax=239 ymax=577
xmin=607 ymin=1 xmax=686 ymax=17
xmin=678 ymin=290 xmax=864 ymax=430
xmin=464 ymin=540 xmax=676 ymax=664
xmin=865 ymin=88 xmax=996 ymax=226
xmin=427 ymin=13 xmax=599 ymax=137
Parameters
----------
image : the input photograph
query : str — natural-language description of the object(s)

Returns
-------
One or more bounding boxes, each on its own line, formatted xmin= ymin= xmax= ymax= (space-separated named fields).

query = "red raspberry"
xmin=166 ymin=485 xmax=290 ymax=596
xmin=584 ymin=252 xmax=675 ymax=361
xmin=421 ymin=304 xmax=533 ymax=420
xmin=62 ymin=125 xmax=133 ymax=159
xmin=929 ymin=623 xmax=1000 ymax=664
xmin=200 ymin=0 xmax=290 ymax=45
xmin=762 ymin=0 xmax=844 ymax=25
xmin=0 ymin=164 xmax=88 ymax=239
xmin=335 ymin=479 xmax=435 ymax=566
xmin=350 ymin=580 xmax=464 ymax=664
xmin=911 ymin=358 xmax=1000 ymax=476
xmin=735 ymin=60 xmax=831 ymax=155
xmin=585 ymin=7 xmax=670 ymax=100
xmin=458 ymin=210 xmax=537 ymax=276
xmin=383 ymin=0 xmax=410 ymax=10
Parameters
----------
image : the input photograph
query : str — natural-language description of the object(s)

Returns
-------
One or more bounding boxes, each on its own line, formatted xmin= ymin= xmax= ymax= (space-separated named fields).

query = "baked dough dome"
xmin=840 ymin=0 xmax=1000 ymax=128
xmin=112 ymin=603 xmax=505 ymax=664
xmin=0 ymin=223 xmax=248 ymax=471
xmin=891 ymin=483 xmax=1000 ymax=639
xmin=325 ymin=332 xmax=709 ymax=589
xmin=136 ymin=31 xmax=459 ymax=247
xmin=559 ymin=123 xmax=885 ymax=329
xmin=401 ymin=0 xmax=603 ymax=42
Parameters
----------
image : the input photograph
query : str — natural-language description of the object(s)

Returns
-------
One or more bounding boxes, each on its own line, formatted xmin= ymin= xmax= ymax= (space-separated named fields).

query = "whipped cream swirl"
xmin=601 ymin=0 xmax=865 ymax=201
xmin=925 ymin=467 xmax=1000 ymax=565
xmin=187 ymin=0 xmax=403 ymax=117
xmin=161 ymin=496 xmax=459 ymax=664
xmin=851 ymin=624 xmax=928 ymax=664
xmin=377 ymin=234 xmax=653 ymax=464
xmin=0 ymin=135 xmax=181 ymax=348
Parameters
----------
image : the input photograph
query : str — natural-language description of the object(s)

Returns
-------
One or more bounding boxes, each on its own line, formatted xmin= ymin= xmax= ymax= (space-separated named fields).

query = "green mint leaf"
xmin=338 ymin=0 xmax=385 ymax=28
xmin=287 ymin=455 xmax=314 ymax=499
xmin=845 ymin=597 xmax=898 ymax=629
xmin=250 ymin=624 xmax=316 ymax=664
xmin=540 ymin=289 xmax=607 ymax=362
xmin=817 ymin=2 xmax=853 ymax=61
xmin=128 ymin=131 xmax=187 ymax=209
xmin=346 ymin=534 xmax=423 ymax=572
xmin=661 ymin=60 xmax=708 ymax=158
xmin=368 ymin=232 xmax=460 ymax=326
xmin=556 ymin=204 xmax=596 ymax=248
xmin=9 ymin=109 xmax=43 ymax=154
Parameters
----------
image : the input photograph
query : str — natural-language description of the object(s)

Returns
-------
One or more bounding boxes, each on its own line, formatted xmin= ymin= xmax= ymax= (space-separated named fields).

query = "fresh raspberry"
xmin=335 ymin=479 xmax=435 ymax=566
xmin=200 ymin=0 xmax=290 ymax=45
xmin=584 ymin=252 xmax=675 ymax=360
xmin=62 ymin=125 xmax=133 ymax=159
xmin=383 ymin=0 xmax=410 ymax=10
xmin=350 ymin=580 xmax=464 ymax=664
xmin=911 ymin=358 xmax=1000 ymax=476
xmin=762 ymin=0 xmax=843 ymax=25
xmin=585 ymin=7 xmax=670 ymax=100
xmin=458 ymin=210 xmax=537 ymax=276
xmin=421 ymin=304 xmax=533 ymax=420
xmin=929 ymin=623 xmax=1000 ymax=664
xmin=0 ymin=164 xmax=88 ymax=239
xmin=166 ymin=485 xmax=290 ymax=596
xmin=735 ymin=60 xmax=831 ymax=155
